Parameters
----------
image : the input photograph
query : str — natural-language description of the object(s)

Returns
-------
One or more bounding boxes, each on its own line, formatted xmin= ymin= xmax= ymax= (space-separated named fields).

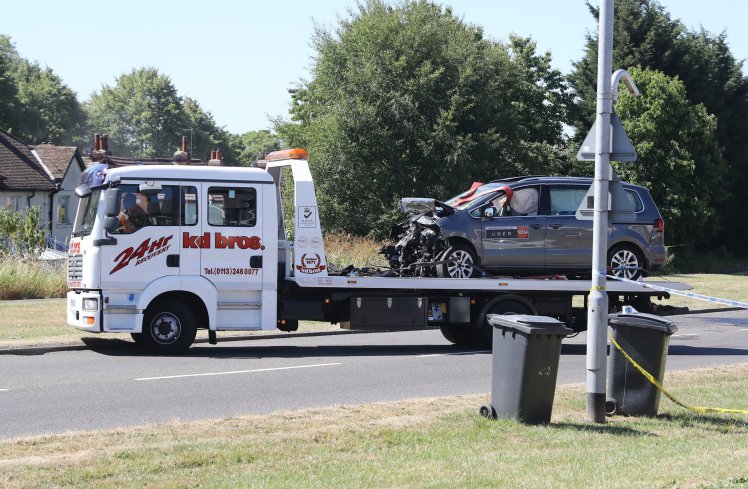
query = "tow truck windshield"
xmin=75 ymin=190 xmax=101 ymax=237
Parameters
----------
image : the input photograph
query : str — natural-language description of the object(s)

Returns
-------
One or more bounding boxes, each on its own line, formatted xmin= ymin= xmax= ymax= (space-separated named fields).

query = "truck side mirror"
xmin=104 ymin=188 xmax=121 ymax=217
xmin=103 ymin=216 xmax=120 ymax=232
xmin=75 ymin=184 xmax=91 ymax=198
xmin=483 ymin=206 xmax=496 ymax=218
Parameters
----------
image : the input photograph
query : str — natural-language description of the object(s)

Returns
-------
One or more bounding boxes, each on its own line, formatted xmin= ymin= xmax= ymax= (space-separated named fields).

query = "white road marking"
xmin=417 ymin=350 xmax=490 ymax=358
xmin=0 ymin=389 xmax=8 ymax=392
xmin=135 ymin=362 xmax=342 ymax=381
xmin=672 ymin=334 xmax=698 ymax=338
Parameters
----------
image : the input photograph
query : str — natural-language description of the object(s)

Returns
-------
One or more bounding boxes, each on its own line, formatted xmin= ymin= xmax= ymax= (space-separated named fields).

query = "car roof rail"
xmin=489 ymin=175 xmax=548 ymax=183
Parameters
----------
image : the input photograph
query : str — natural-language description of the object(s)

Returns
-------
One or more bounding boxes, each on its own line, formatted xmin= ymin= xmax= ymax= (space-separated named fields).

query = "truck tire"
xmin=475 ymin=296 xmax=537 ymax=348
xmin=141 ymin=300 xmax=197 ymax=354
xmin=439 ymin=324 xmax=478 ymax=346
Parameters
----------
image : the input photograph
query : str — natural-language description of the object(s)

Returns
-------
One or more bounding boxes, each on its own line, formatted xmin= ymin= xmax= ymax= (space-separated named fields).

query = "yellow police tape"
xmin=608 ymin=332 xmax=748 ymax=415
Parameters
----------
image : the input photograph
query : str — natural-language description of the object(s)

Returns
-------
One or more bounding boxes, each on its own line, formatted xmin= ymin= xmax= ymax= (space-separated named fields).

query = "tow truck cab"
xmin=66 ymin=159 xmax=291 ymax=352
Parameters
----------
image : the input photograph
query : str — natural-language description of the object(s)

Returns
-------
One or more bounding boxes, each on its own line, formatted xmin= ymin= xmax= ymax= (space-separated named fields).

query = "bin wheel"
xmin=479 ymin=404 xmax=497 ymax=419
xmin=605 ymin=398 xmax=619 ymax=417
xmin=141 ymin=300 xmax=197 ymax=354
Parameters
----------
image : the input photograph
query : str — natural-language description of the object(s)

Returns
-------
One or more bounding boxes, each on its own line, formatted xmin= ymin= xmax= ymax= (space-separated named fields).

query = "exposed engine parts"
xmin=379 ymin=198 xmax=450 ymax=277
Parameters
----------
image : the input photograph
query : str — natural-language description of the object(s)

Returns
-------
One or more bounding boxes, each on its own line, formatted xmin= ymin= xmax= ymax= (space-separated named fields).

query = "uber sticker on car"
xmin=486 ymin=226 xmax=529 ymax=239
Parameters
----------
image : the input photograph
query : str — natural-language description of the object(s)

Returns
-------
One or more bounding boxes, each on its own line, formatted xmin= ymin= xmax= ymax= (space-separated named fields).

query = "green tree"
xmin=13 ymin=59 xmax=86 ymax=145
xmin=85 ymin=68 xmax=188 ymax=158
xmin=568 ymin=0 xmax=748 ymax=253
xmin=278 ymin=0 xmax=568 ymax=236
xmin=0 ymin=36 xmax=20 ymax=133
xmin=0 ymin=35 xmax=85 ymax=145
xmin=183 ymin=97 xmax=237 ymax=164
xmin=233 ymin=129 xmax=282 ymax=166
xmin=0 ymin=206 xmax=46 ymax=256
xmin=612 ymin=68 xmax=727 ymax=252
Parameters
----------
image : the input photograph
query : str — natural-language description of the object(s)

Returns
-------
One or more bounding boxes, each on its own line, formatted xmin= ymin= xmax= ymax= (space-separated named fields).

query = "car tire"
xmin=141 ymin=300 xmax=197 ymax=354
xmin=436 ymin=244 xmax=478 ymax=279
xmin=608 ymin=245 xmax=644 ymax=280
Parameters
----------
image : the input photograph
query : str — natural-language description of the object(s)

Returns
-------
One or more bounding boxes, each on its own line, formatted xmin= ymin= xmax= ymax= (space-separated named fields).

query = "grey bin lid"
xmin=487 ymin=314 xmax=573 ymax=336
xmin=608 ymin=313 xmax=678 ymax=335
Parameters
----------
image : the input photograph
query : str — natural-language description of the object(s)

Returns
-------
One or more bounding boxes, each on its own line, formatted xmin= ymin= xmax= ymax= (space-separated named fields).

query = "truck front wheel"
xmin=141 ymin=300 xmax=197 ymax=354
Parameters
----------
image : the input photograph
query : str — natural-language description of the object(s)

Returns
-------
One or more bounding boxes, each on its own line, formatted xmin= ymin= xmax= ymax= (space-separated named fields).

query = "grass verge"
xmin=0 ymin=258 xmax=67 ymax=300
xmin=0 ymin=364 xmax=746 ymax=488
xmin=649 ymin=273 xmax=748 ymax=311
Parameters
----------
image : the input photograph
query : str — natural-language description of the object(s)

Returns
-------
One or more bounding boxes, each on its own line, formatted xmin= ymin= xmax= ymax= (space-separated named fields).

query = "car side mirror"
xmin=483 ymin=207 xmax=496 ymax=218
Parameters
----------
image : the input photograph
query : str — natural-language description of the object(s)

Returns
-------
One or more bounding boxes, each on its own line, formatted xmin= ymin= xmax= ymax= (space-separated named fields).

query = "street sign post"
xmin=580 ymin=4 xmax=641 ymax=423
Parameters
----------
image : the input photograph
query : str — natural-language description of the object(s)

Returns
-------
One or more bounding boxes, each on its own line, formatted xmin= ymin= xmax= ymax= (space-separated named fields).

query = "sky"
xmin=1 ymin=0 xmax=746 ymax=135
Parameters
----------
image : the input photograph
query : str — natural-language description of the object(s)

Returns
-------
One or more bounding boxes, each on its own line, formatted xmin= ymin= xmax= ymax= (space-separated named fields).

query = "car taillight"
xmin=654 ymin=218 xmax=664 ymax=233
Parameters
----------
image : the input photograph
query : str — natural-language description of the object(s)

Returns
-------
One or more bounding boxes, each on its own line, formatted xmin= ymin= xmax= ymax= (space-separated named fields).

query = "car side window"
xmin=208 ymin=187 xmax=257 ymax=227
xmin=549 ymin=188 xmax=587 ymax=216
xmin=625 ymin=189 xmax=644 ymax=212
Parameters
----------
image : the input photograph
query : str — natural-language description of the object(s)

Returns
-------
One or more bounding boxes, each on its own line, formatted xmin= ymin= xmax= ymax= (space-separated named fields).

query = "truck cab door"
xmin=100 ymin=183 xmax=181 ymax=292
xmin=201 ymin=184 xmax=265 ymax=330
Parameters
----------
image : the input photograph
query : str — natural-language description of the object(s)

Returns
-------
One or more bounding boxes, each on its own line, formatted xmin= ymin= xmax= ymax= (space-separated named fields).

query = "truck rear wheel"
xmin=141 ymin=300 xmax=197 ymax=354
xmin=476 ymin=296 xmax=536 ymax=348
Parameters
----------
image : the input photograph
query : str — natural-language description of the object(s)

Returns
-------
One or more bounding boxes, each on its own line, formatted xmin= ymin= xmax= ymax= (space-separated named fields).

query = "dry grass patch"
xmin=0 ymin=365 xmax=746 ymax=488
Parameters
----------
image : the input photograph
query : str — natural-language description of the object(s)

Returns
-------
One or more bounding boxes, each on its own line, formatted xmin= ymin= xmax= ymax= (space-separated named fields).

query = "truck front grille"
xmin=67 ymin=253 xmax=83 ymax=283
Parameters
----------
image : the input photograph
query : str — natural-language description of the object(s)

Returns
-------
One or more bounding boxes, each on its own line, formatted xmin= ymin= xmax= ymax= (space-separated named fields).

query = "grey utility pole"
xmin=586 ymin=0 xmax=614 ymax=424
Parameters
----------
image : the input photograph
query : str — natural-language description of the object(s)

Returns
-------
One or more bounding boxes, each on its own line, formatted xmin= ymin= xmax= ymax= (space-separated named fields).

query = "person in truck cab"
xmin=119 ymin=193 xmax=147 ymax=233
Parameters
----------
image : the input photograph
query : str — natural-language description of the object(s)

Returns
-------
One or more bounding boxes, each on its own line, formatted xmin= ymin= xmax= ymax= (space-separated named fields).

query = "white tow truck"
xmin=66 ymin=149 xmax=685 ymax=353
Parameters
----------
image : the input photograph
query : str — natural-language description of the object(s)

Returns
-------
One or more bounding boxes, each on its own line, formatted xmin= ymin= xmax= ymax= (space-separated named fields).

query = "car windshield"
xmin=446 ymin=183 xmax=503 ymax=210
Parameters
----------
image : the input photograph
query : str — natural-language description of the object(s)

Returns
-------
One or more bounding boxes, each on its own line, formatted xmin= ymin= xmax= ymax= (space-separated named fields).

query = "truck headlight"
xmin=82 ymin=298 xmax=98 ymax=311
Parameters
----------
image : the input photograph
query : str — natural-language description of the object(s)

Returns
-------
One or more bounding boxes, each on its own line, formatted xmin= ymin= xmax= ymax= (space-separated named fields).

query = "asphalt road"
xmin=1 ymin=310 xmax=746 ymax=439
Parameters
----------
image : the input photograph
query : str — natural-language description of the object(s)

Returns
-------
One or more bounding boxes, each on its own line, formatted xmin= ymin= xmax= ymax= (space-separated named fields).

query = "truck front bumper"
xmin=67 ymin=290 xmax=102 ymax=332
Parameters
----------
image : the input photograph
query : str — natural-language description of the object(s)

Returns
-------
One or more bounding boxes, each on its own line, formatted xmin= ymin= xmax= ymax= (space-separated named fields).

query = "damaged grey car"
xmin=380 ymin=176 xmax=667 ymax=280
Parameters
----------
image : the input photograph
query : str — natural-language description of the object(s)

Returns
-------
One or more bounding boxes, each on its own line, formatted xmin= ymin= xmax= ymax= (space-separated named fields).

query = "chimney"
xmin=173 ymin=135 xmax=190 ymax=164
xmin=208 ymin=148 xmax=224 ymax=166
xmin=91 ymin=134 xmax=107 ymax=162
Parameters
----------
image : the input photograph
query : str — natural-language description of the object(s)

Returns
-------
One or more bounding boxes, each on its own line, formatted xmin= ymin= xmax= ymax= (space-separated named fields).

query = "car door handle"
xmin=549 ymin=224 xmax=562 ymax=229
xmin=530 ymin=224 xmax=544 ymax=229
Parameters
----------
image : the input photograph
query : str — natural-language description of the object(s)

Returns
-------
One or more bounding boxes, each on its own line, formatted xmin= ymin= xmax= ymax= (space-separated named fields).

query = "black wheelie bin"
xmin=480 ymin=314 xmax=573 ymax=424
xmin=606 ymin=312 xmax=678 ymax=416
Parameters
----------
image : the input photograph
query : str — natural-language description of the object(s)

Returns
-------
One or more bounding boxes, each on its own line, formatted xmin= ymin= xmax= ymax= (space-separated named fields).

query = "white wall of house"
xmin=0 ymin=191 xmax=51 ymax=224
xmin=51 ymin=159 xmax=83 ymax=246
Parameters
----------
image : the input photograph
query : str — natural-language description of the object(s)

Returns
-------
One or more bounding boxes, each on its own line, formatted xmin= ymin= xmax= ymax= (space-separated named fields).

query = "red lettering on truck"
xmin=110 ymin=235 xmax=173 ymax=275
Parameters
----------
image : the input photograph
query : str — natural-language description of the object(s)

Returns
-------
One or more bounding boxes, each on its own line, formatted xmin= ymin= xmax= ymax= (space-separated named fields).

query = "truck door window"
xmin=111 ymin=184 xmax=181 ymax=234
xmin=181 ymin=187 xmax=198 ymax=226
xmin=207 ymin=187 xmax=256 ymax=227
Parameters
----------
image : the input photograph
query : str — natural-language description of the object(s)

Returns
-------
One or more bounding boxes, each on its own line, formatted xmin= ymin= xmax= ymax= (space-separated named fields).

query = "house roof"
xmin=82 ymin=155 xmax=203 ymax=167
xmin=32 ymin=144 xmax=82 ymax=181
xmin=0 ymin=129 xmax=56 ymax=191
